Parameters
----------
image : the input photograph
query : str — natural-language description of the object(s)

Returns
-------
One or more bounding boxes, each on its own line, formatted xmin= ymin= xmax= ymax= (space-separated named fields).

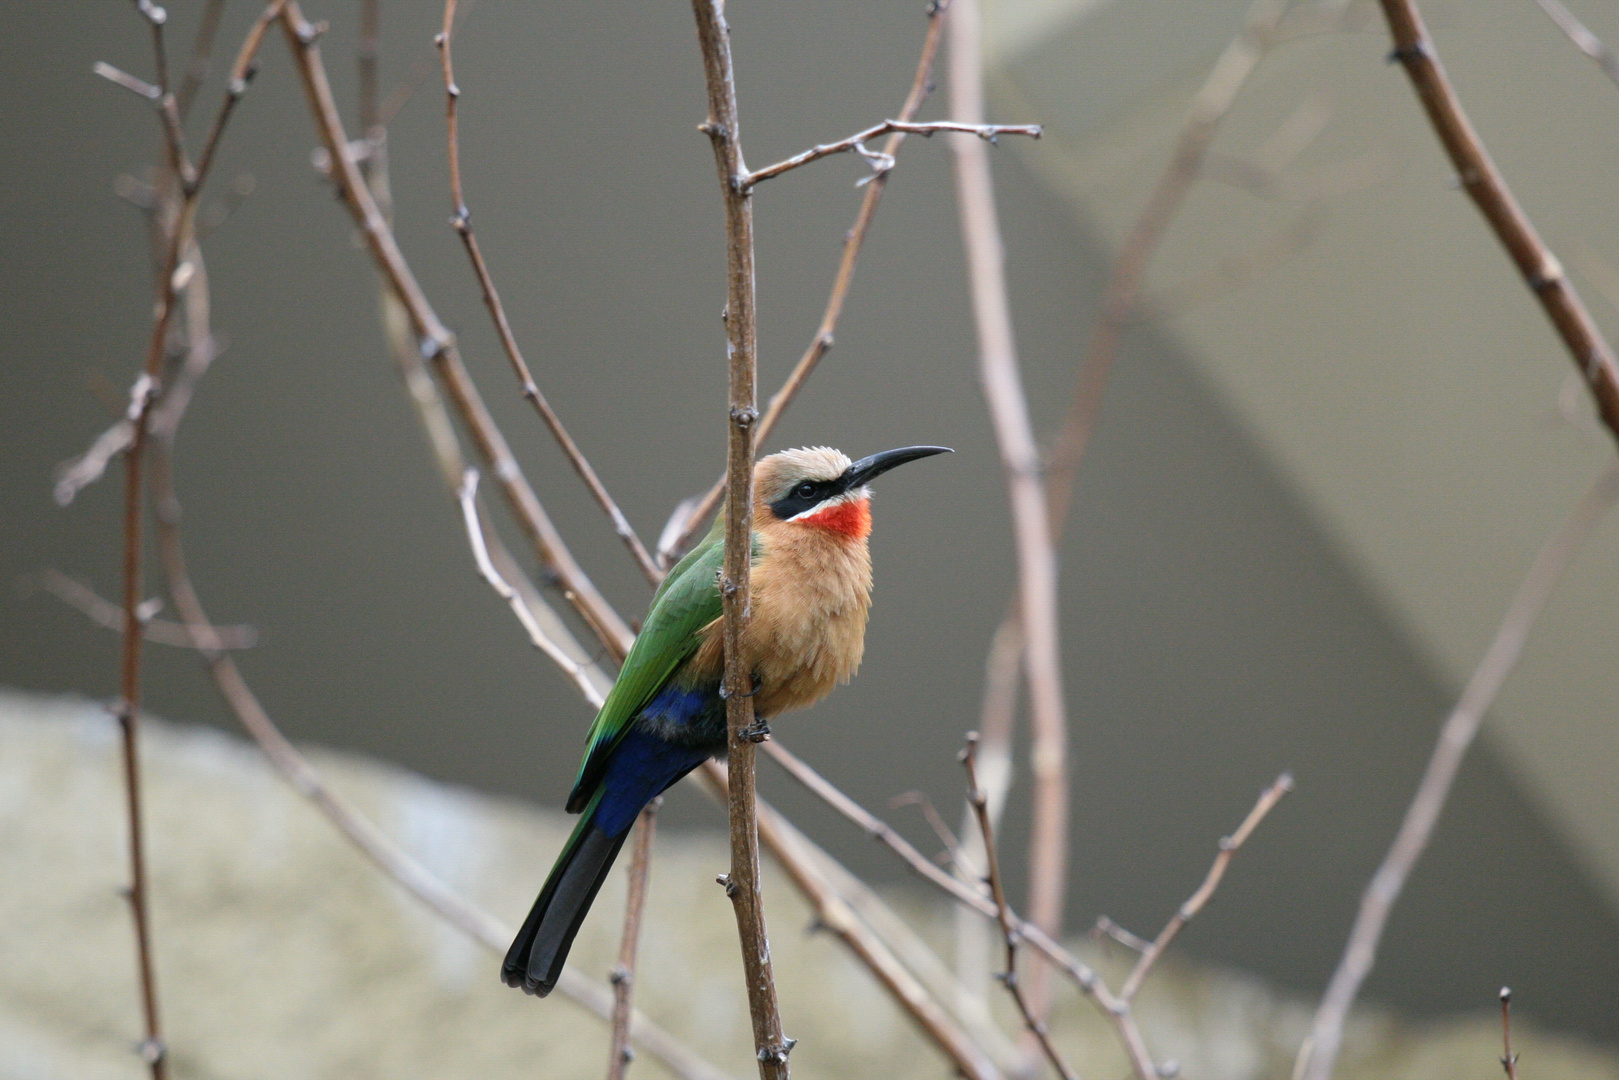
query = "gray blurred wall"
xmin=1 ymin=0 xmax=1615 ymax=1042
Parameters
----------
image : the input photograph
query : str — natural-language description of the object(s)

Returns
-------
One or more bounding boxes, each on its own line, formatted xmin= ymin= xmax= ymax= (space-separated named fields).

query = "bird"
xmin=502 ymin=443 xmax=951 ymax=996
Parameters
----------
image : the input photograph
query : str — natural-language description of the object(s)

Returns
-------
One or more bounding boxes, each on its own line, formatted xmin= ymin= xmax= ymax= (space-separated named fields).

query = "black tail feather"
xmin=502 ymin=822 xmax=629 ymax=996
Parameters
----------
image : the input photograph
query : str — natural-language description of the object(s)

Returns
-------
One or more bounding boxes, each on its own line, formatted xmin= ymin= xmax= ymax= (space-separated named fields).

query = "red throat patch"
xmin=798 ymin=497 xmax=871 ymax=540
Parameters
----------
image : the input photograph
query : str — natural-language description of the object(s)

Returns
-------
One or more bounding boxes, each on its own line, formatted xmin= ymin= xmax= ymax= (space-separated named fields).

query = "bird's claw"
xmin=718 ymin=673 xmax=764 ymax=700
xmin=738 ymin=720 xmax=772 ymax=743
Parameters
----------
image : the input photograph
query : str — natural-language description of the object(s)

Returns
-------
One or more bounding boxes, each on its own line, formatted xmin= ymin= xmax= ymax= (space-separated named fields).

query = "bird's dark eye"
xmin=795 ymin=481 xmax=817 ymax=499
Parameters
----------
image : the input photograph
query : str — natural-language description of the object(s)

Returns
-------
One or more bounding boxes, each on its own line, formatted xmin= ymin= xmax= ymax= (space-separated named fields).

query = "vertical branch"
xmin=608 ymin=801 xmax=660 ymax=1080
xmin=688 ymin=2 xmax=790 ymax=1075
xmin=1499 ymin=987 xmax=1520 ymax=1080
xmin=1301 ymin=467 xmax=1619 ymax=1080
xmin=946 ymin=0 xmax=1068 ymax=1022
xmin=962 ymin=735 xmax=1079 ymax=1080
xmin=662 ymin=0 xmax=953 ymax=563
xmin=358 ymin=0 xmax=381 ymax=133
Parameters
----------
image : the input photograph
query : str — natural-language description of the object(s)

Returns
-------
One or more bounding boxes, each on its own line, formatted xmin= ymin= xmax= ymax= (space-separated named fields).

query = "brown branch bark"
xmin=688 ymin=2 xmax=791 ymax=1074
xmin=278 ymin=1 xmax=636 ymax=658
xmin=662 ymin=0 xmax=955 ymax=564
xmin=946 ymin=0 xmax=1068 ymax=1027
xmin=1499 ymin=987 xmax=1520 ymax=1080
xmin=608 ymin=801 xmax=660 ymax=1080
xmin=704 ymin=761 xmax=1002 ymax=1080
xmin=105 ymin=5 xmax=288 ymax=1071
xmin=437 ymin=0 xmax=660 ymax=584
xmin=1301 ymin=466 xmax=1619 ymax=1080
xmin=1377 ymin=0 xmax=1619 ymax=445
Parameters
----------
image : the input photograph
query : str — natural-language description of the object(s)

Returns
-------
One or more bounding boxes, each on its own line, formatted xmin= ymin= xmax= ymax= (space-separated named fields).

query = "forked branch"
xmin=742 ymin=120 xmax=1040 ymax=189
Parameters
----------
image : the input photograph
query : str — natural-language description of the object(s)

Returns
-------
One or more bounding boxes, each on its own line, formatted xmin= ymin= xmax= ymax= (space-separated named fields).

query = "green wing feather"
xmin=565 ymin=524 xmax=726 ymax=812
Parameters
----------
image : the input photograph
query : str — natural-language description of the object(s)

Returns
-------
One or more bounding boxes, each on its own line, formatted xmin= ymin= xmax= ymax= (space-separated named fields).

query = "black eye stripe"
xmin=769 ymin=476 xmax=842 ymax=520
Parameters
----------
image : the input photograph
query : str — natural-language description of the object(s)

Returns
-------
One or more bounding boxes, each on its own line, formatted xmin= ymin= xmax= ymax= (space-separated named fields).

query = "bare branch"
xmin=947 ymin=0 xmax=1068 ymax=1026
xmin=133 ymin=267 xmax=732 ymax=1080
xmin=94 ymin=61 xmax=162 ymax=100
xmin=742 ymin=120 xmax=1040 ymax=189
xmin=1377 ymin=0 xmax=1619 ymax=446
xmin=1302 ymin=466 xmax=1619 ymax=1080
xmin=961 ymin=734 xmax=1078 ymax=1080
xmin=704 ymin=760 xmax=1003 ymax=1080
xmin=1531 ymin=0 xmax=1619 ymax=87
xmin=661 ymin=0 xmax=955 ymax=564
xmin=1118 ymin=773 xmax=1293 ymax=1000
xmin=688 ymin=1 xmax=792 ymax=1073
xmin=175 ymin=0 xmax=227 ymax=118
xmin=36 ymin=569 xmax=257 ymax=650
xmin=457 ymin=469 xmax=609 ymax=706
xmin=1500 ymin=987 xmax=1521 ymax=1080
xmin=279 ymin=1 xmax=636 ymax=657
xmin=436 ymin=0 xmax=659 ymax=583
xmin=761 ymin=741 xmax=1161 ymax=1080
xmin=608 ymin=800 xmax=660 ymax=1080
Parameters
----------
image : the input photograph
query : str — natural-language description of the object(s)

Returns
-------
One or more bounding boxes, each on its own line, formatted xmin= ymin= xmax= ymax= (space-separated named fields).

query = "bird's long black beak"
xmin=842 ymin=445 xmax=953 ymax=489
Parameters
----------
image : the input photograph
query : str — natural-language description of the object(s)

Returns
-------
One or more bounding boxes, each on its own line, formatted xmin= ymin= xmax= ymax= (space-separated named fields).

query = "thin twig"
xmin=358 ymin=0 xmax=380 ymax=132
xmin=36 ymin=569 xmax=257 ymax=650
xmin=1091 ymin=918 xmax=1152 ymax=956
xmin=436 ymin=0 xmax=659 ymax=584
xmin=608 ymin=800 xmax=660 ymax=1080
xmin=742 ymin=119 xmax=1039 ymax=188
xmin=1500 ymin=987 xmax=1520 ymax=1080
xmin=1531 ymin=0 xmax=1619 ymax=87
xmin=457 ymin=469 xmax=610 ymax=704
xmin=961 ymin=734 xmax=1078 ymax=1080
xmin=175 ymin=0 xmax=227 ymax=118
xmin=947 ymin=0 xmax=1069 ymax=1027
xmin=1301 ymin=466 xmax=1619 ymax=1080
xmin=1377 ymin=0 xmax=1619 ymax=445
xmin=689 ymin=1 xmax=791 ymax=1074
xmin=279 ymin=1 xmax=635 ymax=657
xmin=761 ymin=741 xmax=1161 ymax=1080
xmin=662 ymin=0 xmax=955 ymax=564
xmin=1118 ymin=773 xmax=1293 ymax=1000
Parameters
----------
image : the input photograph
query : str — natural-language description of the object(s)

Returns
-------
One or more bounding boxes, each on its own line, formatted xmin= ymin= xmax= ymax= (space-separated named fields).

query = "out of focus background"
xmin=4 ymin=0 xmax=1619 ymax=1075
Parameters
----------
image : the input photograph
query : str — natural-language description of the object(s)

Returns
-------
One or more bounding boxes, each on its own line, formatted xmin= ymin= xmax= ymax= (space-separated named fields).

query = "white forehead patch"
xmin=768 ymin=446 xmax=851 ymax=482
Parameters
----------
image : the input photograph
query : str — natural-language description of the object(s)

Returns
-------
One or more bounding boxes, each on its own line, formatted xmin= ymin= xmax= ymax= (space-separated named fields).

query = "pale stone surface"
xmin=2 ymin=687 xmax=1613 ymax=1080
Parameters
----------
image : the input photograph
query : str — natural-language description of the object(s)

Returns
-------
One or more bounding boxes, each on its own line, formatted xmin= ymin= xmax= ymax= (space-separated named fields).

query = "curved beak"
xmin=842 ymin=445 xmax=953 ymax=490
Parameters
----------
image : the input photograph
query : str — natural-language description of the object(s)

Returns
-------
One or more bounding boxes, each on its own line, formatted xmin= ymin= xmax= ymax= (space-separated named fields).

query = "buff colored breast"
xmin=691 ymin=503 xmax=874 ymax=717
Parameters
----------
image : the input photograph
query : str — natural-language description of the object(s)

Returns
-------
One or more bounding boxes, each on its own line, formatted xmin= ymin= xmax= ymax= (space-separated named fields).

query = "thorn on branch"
xmin=1387 ymin=40 xmax=1430 ymax=64
xmin=716 ymin=873 xmax=739 ymax=898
